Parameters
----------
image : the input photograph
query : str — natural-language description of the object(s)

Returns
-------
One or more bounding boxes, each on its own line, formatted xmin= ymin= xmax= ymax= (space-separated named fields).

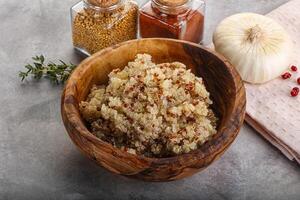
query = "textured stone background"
xmin=0 ymin=0 xmax=299 ymax=199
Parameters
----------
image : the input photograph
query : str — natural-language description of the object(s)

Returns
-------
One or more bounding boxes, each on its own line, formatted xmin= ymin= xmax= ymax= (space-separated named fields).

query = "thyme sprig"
xmin=19 ymin=55 xmax=76 ymax=84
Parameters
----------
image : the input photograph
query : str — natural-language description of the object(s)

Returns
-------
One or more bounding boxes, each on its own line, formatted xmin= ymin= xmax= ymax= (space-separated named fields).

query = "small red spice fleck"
xmin=128 ymin=117 xmax=133 ymax=123
xmin=291 ymin=65 xmax=298 ymax=72
xmin=297 ymin=77 xmax=300 ymax=85
xmin=185 ymin=82 xmax=194 ymax=91
xmin=291 ymin=87 xmax=299 ymax=97
xmin=166 ymin=96 xmax=172 ymax=102
xmin=281 ymin=72 xmax=292 ymax=79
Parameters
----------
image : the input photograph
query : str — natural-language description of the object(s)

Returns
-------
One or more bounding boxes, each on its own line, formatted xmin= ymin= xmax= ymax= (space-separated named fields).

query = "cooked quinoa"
xmin=80 ymin=54 xmax=217 ymax=157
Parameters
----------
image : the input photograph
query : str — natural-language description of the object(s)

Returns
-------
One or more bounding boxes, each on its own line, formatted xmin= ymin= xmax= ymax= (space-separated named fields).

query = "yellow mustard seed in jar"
xmin=71 ymin=0 xmax=138 ymax=55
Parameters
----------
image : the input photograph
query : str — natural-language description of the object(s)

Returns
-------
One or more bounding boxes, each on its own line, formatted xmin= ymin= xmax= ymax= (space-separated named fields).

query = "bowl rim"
xmin=61 ymin=38 xmax=246 ymax=164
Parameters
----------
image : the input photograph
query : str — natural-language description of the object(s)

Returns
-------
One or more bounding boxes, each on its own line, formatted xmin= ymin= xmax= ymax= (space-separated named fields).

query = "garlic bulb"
xmin=213 ymin=13 xmax=293 ymax=84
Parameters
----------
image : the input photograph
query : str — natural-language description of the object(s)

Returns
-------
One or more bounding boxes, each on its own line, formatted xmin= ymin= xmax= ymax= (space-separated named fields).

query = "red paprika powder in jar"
xmin=139 ymin=0 xmax=205 ymax=43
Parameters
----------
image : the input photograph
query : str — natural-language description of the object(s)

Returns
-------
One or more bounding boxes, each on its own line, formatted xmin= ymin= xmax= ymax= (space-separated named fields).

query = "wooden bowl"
xmin=61 ymin=38 xmax=246 ymax=182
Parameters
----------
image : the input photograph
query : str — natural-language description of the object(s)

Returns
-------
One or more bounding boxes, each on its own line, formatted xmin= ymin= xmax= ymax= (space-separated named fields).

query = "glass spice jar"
xmin=139 ymin=0 xmax=205 ymax=44
xmin=71 ymin=0 xmax=138 ymax=56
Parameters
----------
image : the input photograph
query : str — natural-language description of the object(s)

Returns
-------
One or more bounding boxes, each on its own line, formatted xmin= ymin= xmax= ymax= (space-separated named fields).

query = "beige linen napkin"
xmin=208 ymin=0 xmax=300 ymax=163
xmin=209 ymin=0 xmax=300 ymax=163
xmin=244 ymin=0 xmax=300 ymax=163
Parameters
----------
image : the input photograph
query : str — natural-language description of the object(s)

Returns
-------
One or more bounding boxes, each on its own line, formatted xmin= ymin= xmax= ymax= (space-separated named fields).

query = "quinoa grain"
xmin=80 ymin=54 xmax=218 ymax=157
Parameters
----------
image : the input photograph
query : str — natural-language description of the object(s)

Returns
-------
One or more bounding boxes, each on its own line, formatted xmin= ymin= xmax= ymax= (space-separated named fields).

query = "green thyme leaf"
xmin=19 ymin=55 xmax=76 ymax=84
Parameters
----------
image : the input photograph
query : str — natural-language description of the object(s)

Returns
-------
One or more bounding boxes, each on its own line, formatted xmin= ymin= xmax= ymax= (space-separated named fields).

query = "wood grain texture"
xmin=61 ymin=38 xmax=246 ymax=182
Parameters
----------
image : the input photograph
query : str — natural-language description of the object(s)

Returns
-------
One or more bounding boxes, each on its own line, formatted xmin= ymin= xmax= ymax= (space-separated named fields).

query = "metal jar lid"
xmin=87 ymin=0 xmax=120 ymax=7
xmin=155 ymin=0 xmax=189 ymax=7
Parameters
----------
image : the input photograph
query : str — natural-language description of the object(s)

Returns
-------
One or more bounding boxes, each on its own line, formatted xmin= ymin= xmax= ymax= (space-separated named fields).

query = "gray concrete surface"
xmin=0 ymin=0 xmax=299 ymax=199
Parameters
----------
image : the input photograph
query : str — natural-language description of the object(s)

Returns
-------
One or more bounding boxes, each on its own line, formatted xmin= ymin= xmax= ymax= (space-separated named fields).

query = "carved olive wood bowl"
xmin=61 ymin=38 xmax=246 ymax=182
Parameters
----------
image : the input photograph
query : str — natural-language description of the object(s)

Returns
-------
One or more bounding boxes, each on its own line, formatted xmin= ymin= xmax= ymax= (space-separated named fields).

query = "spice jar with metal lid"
xmin=71 ymin=0 xmax=138 ymax=56
xmin=139 ymin=0 xmax=205 ymax=44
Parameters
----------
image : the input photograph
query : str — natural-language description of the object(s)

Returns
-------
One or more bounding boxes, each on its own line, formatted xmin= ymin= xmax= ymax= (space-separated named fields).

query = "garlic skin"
xmin=213 ymin=13 xmax=293 ymax=84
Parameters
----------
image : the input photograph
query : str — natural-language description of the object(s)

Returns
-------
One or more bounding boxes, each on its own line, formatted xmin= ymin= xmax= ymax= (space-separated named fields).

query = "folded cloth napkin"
xmin=209 ymin=0 xmax=300 ymax=163
xmin=245 ymin=0 xmax=300 ymax=163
